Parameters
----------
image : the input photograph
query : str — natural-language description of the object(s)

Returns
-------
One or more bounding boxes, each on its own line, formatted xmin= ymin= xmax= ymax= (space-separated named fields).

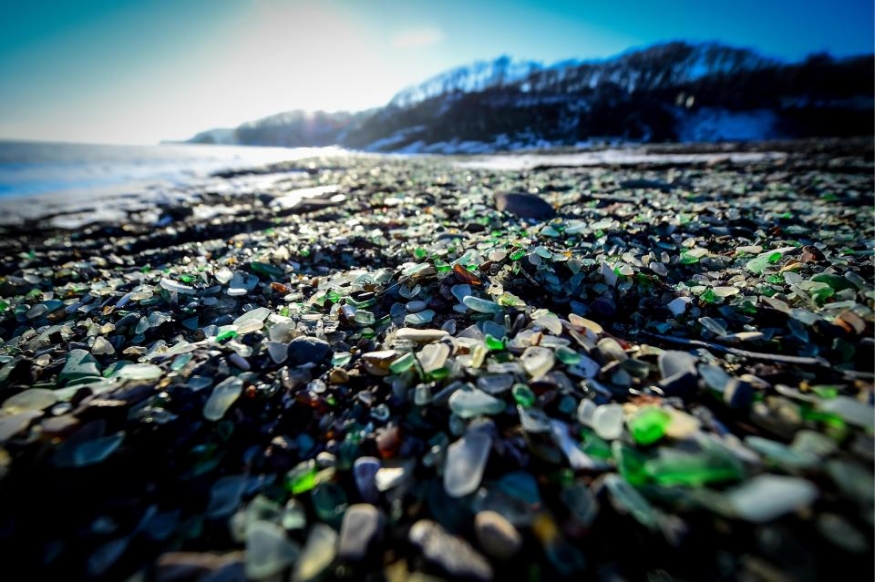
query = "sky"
xmin=0 ymin=0 xmax=872 ymax=145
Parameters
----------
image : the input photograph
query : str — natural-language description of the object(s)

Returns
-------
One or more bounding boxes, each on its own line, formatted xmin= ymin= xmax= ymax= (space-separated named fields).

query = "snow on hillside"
xmin=388 ymin=43 xmax=776 ymax=110
xmin=389 ymin=55 xmax=543 ymax=109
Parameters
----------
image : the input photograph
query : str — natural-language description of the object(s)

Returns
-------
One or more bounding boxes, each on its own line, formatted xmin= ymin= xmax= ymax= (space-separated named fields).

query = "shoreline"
xmin=0 ymin=138 xmax=870 ymax=230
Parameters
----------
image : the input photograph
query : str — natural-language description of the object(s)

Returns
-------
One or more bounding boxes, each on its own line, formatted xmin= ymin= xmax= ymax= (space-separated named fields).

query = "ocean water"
xmin=0 ymin=140 xmax=346 ymax=198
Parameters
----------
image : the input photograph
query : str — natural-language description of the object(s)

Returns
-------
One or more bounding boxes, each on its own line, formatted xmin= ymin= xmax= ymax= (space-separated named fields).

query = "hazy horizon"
xmin=2 ymin=0 xmax=872 ymax=146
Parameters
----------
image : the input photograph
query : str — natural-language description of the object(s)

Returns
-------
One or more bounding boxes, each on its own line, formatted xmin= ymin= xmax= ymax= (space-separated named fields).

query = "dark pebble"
xmin=287 ymin=336 xmax=332 ymax=366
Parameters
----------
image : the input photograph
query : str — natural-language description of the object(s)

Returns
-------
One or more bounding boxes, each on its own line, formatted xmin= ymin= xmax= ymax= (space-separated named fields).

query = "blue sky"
xmin=1 ymin=0 xmax=871 ymax=144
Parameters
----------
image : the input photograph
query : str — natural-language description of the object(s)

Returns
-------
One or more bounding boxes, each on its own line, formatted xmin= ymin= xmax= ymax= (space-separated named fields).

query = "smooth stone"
xmin=375 ymin=461 xmax=414 ymax=492
xmin=463 ymin=296 xmax=503 ymax=314
xmin=91 ymin=336 xmax=115 ymax=356
xmin=658 ymin=351 xmax=699 ymax=396
xmin=666 ymin=297 xmax=692 ymax=316
xmin=292 ymin=523 xmax=337 ymax=582
xmin=268 ymin=322 xmax=296 ymax=342
xmin=568 ymin=314 xmax=603 ymax=335
xmin=0 ymin=410 xmax=42 ymax=443
xmin=328 ymin=368 xmax=349 ymax=384
xmin=204 ymin=377 xmax=244 ymax=421
xmin=451 ymin=284 xmax=473 ymax=304
xmin=405 ymin=310 xmax=436 ymax=325
xmin=339 ymin=504 xmax=385 ymax=562
xmin=245 ymin=521 xmax=300 ymax=580
xmin=727 ymin=475 xmax=818 ymax=522
xmin=444 ymin=430 xmax=492 ymax=498
xmin=287 ymin=336 xmax=331 ymax=366
xmin=409 ymin=520 xmax=494 ymax=581
xmin=228 ymin=272 xmax=258 ymax=292
xmin=476 ymin=374 xmax=514 ymax=395
xmin=2 ymin=389 xmax=58 ymax=414
xmin=135 ymin=316 xmax=151 ymax=335
xmin=449 ymin=388 xmax=505 ymax=419
xmin=215 ymin=269 xmax=234 ymax=284
xmin=699 ymin=317 xmax=728 ymax=336
xmin=494 ymin=192 xmax=556 ymax=221
xmin=650 ymin=261 xmax=669 ymax=276
xmin=266 ymin=342 xmax=289 ymax=364
xmin=118 ymin=363 xmax=163 ymax=381
xmin=475 ymin=510 xmax=522 ymax=559
xmin=394 ymin=328 xmax=449 ymax=342
xmin=235 ymin=320 xmax=264 ymax=335
xmin=658 ymin=351 xmax=698 ymax=379
xmin=316 ymin=451 xmax=337 ymax=468
xmin=59 ymin=349 xmax=102 ymax=384
xmin=353 ymin=457 xmax=381 ymax=503
xmin=233 ymin=307 xmax=271 ymax=327
xmin=26 ymin=304 xmax=48 ymax=319
xmin=534 ymin=313 xmax=563 ymax=335
xmin=592 ymin=404 xmax=625 ymax=440
xmin=596 ymin=338 xmax=627 ymax=362
xmin=520 ymin=346 xmax=555 ymax=377
xmin=419 ymin=342 xmax=450 ymax=373
xmin=519 ymin=407 xmax=552 ymax=433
